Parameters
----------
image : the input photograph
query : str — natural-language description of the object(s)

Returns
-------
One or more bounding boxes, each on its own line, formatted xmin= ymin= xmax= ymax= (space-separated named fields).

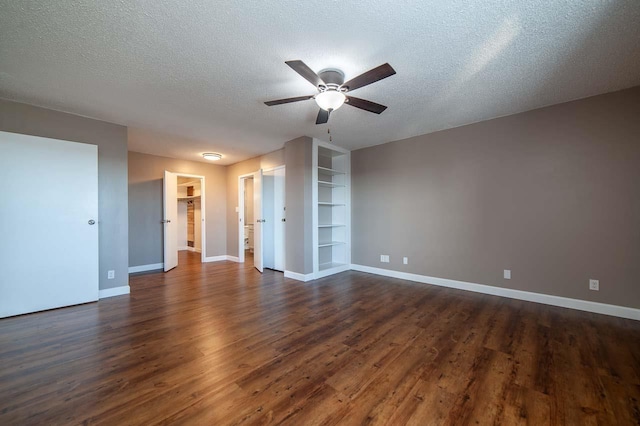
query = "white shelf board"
xmin=318 ymin=202 xmax=345 ymax=206
xmin=317 ymin=166 xmax=345 ymax=175
xmin=318 ymin=224 xmax=345 ymax=228
xmin=318 ymin=180 xmax=345 ymax=188
xmin=318 ymin=241 xmax=346 ymax=248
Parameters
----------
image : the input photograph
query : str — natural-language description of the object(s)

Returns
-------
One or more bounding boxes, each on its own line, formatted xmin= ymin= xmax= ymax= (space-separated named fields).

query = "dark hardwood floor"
xmin=1 ymin=251 xmax=639 ymax=425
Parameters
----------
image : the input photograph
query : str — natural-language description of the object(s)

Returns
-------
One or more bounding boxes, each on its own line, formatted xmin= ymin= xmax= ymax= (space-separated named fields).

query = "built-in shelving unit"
xmin=312 ymin=140 xmax=351 ymax=278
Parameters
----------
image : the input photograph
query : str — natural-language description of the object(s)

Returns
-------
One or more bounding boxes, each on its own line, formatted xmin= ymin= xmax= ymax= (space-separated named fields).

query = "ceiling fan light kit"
xmin=265 ymin=60 xmax=396 ymax=124
xmin=315 ymin=90 xmax=346 ymax=111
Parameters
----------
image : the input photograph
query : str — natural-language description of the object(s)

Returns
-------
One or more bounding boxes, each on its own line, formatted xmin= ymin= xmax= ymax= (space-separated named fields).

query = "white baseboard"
xmin=129 ymin=263 xmax=163 ymax=273
xmin=350 ymin=264 xmax=640 ymax=321
xmin=204 ymin=255 xmax=239 ymax=263
xmin=99 ymin=285 xmax=130 ymax=299
xmin=179 ymin=246 xmax=202 ymax=253
xmin=129 ymin=255 xmax=235 ymax=271
xmin=284 ymin=270 xmax=315 ymax=282
xmin=203 ymin=255 xmax=227 ymax=262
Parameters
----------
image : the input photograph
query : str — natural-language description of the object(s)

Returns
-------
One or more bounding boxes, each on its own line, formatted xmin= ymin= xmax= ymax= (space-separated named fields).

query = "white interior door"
xmin=163 ymin=170 xmax=178 ymax=272
xmin=273 ymin=167 xmax=286 ymax=271
xmin=262 ymin=173 xmax=275 ymax=269
xmin=0 ymin=131 xmax=99 ymax=318
xmin=253 ymin=169 xmax=263 ymax=273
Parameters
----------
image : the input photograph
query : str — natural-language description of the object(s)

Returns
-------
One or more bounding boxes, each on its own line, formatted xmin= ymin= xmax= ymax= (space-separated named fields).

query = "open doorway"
xmin=177 ymin=177 xmax=202 ymax=254
xmin=163 ymin=172 xmax=206 ymax=272
xmin=238 ymin=173 xmax=255 ymax=268
xmin=241 ymin=174 xmax=255 ymax=264
xmin=238 ymin=167 xmax=285 ymax=272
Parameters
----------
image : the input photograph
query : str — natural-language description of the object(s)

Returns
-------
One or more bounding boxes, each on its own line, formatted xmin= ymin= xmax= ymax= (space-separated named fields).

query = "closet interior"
xmin=177 ymin=177 xmax=202 ymax=253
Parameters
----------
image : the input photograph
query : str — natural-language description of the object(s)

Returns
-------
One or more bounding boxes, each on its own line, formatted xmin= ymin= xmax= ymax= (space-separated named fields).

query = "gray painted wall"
xmin=284 ymin=137 xmax=313 ymax=275
xmin=128 ymin=151 xmax=227 ymax=267
xmin=226 ymin=149 xmax=284 ymax=257
xmin=0 ymin=98 xmax=129 ymax=291
xmin=351 ymin=86 xmax=640 ymax=309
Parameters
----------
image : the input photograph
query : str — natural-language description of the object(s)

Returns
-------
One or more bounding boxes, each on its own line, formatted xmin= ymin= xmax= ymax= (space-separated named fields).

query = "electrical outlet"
xmin=504 ymin=269 xmax=511 ymax=279
xmin=107 ymin=270 xmax=115 ymax=280
xmin=380 ymin=255 xmax=389 ymax=263
xmin=589 ymin=279 xmax=599 ymax=291
xmin=403 ymin=257 xmax=408 ymax=265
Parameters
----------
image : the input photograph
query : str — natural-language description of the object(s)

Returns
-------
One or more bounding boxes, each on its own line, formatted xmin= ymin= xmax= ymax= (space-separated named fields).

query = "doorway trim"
xmin=174 ymin=172 xmax=206 ymax=263
xmin=238 ymin=166 xmax=286 ymax=265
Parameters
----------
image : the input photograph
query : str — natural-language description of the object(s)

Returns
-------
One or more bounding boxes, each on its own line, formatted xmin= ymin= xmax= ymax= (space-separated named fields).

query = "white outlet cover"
xmin=589 ymin=279 xmax=599 ymax=291
xmin=107 ymin=270 xmax=115 ymax=279
xmin=504 ymin=269 xmax=511 ymax=279
xmin=403 ymin=257 xmax=408 ymax=265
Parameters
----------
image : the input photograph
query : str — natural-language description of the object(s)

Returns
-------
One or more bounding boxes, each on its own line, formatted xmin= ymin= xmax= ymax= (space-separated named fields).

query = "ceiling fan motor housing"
xmin=318 ymin=69 xmax=346 ymax=91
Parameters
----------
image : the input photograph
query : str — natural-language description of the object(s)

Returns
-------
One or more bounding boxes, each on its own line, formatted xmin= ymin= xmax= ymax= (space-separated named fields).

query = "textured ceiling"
xmin=1 ymin=1 xmax=639 ymax=165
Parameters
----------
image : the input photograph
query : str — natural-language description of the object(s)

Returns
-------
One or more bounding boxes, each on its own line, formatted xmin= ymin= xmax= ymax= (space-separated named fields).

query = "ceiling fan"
xmin=265 ymin=60 xmax=396 ymax=124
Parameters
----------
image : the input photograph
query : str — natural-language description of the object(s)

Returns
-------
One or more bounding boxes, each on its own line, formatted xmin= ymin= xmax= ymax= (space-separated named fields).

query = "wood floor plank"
xmin=0 ymin=251 xmax=639 ymax=425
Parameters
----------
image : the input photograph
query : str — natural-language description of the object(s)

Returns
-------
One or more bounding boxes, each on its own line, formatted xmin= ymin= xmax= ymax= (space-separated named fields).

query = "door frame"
xmin=166 ymin=172 xmax=207 ymax=264
xmin=238 ymin=166 xmax=285 ymax=267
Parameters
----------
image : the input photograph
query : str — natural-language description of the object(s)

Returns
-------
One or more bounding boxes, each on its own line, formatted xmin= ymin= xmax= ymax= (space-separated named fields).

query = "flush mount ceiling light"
xmin=202 ymin=152 xmax=222 ymax=161
xmin=315 ymin=90 xmax=346 ymax=111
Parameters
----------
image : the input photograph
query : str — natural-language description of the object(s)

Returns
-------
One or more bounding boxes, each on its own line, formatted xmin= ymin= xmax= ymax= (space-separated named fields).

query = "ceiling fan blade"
xmin=342 ymin=63 xmax=396 ymax=92
xmin=316 ymin=109 xmax=330 ymax=124
xmin=264 ymin=95 xmax=314 ymax=106
xmin=345 ymin=96 xmax=388 ymax=114
xmin=285 ymin=60 xmax=325 ymax=87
